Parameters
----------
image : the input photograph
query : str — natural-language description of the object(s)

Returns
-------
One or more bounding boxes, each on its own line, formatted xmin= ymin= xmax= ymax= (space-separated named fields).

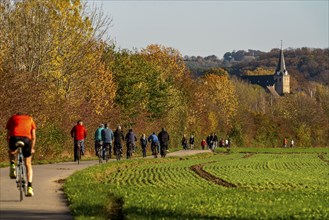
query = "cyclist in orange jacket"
xmin=6 ymin=112 xmax=36 ymax=196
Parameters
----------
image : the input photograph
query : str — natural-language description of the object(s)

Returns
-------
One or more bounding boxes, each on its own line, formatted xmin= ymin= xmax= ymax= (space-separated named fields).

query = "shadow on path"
xmin=0 ymin=210 xmax=73 ymax=220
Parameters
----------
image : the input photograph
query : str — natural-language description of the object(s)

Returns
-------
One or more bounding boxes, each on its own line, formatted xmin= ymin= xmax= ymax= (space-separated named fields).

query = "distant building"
xmin=242 ymin=42 xmax=290 ymax=96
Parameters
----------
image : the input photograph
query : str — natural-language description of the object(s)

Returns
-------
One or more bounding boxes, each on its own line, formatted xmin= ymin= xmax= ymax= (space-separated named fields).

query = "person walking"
xmin=189 ymin=134 xmax=195 ymax=149
xmin=158 ymin=128 xmax=170 ymax=157
xmin=71 ymin=120 xmax=87 ymax=159
xmin=283 ymin=138 xmax=287 ymax=148
xmin=206 ymin=134 xmax=211 ymax=150
xmin=101 ymin=123 xmax=114 ymax=159
xmin=140 ymin=134 xmax=148 ymax=157
xmin=6 ymin=112 xmax=36 ymax=196
xmin=213 ymin=134 xmax=218 ymax=149
xmin=201 ymin=139 xmax=207 ymax=150
xmin=182 ymin=134 xmax=188 ymax=150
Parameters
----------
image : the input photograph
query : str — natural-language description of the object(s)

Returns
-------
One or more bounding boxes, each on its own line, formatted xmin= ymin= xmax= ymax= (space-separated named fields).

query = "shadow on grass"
xmin=71 ymin=193 xmax=124 ymax=220
xmin=73 ymin=196 xmax=236 ymax=220
xmin=123 ymin=206 xmax=243 ymax=220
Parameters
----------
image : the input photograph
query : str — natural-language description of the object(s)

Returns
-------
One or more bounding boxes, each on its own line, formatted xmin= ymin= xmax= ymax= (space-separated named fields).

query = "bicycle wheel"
xmin=17 ymin=163 xmax=23 ymax=201
xmin=161 ymin=146 xmax=167 ymax=158
xmin=22 ymin=163 xmax=27 ymax=197
xmin=127 ymin=144 xmax=132 ymax=159
xmin=116 ymin=147 xmax=121 ymax=161
xmin=98 ymin=145 xmax=102 ymax=164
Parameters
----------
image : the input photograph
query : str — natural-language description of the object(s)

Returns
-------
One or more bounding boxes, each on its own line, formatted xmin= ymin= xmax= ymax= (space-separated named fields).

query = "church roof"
xmin=275 ymin=41 xmax=288 ymax=75
xmin=241 ymin=75 xmax=275 ymax=88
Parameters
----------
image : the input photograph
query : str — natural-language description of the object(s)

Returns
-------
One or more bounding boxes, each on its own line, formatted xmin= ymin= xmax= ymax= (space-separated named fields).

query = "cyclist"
xmin=70 ymin=120 xmax=87 ymax=161
xmin=158 ymin=128 xmax=169 ymax=157
xmin=94 ymin=124 xmax=104 ymax=157
xmin=6 ymin=112 xmax=36 ymax=196
xmin=101 ymin=123 xmax=114 ymax=160
xmin=148 ymin=132 xmax=159 ymax=158
xmin=113 ymin=126 xmax=124 ymax=158
xmin=125 ymin=128 xmax=137 ymax=159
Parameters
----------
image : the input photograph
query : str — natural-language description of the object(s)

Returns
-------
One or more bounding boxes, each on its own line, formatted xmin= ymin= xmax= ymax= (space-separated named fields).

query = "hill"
xmin=185 ymin=48 xmax=329 ymax=90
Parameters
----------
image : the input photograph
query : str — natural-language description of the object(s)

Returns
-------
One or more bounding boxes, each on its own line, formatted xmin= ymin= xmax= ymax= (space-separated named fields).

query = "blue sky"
xmin=86 ymin=0 xmax=329 ymax=58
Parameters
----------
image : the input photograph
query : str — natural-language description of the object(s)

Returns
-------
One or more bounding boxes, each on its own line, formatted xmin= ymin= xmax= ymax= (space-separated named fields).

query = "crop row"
xmin=203 ymin=153 xmax=329 ymax=191
xmin=65 ymin=152 xmax=329 ymax=219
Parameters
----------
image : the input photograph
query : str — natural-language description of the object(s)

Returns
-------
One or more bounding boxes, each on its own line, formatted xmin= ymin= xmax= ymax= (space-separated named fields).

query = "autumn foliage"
xmin=0 ymin=0 xmax=328 ymax=161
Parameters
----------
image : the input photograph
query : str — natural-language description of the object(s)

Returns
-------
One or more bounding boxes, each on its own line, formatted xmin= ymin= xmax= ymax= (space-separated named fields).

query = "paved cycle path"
xmin=0 ymin=150 xmax=210 ymax=219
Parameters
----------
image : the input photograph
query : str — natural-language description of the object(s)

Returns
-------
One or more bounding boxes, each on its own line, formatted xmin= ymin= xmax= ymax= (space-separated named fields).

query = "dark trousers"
xmin=142 ymin=146 xmax=147 ymax=157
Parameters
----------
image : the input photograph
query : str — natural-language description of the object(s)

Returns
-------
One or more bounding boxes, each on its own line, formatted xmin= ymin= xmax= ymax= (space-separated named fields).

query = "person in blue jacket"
xmin=101 ymin=123 xmax=114 ymax=159
xmin=148 ymin=132 xmax=159 ymax=158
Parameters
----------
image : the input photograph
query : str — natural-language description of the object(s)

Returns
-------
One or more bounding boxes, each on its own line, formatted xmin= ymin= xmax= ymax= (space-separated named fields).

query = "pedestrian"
xmin=189 ymin=134 xmax=195 ymax=149
xmin=290 ymin=139 xmax=294 ymax=148
xmin=227 ymin=138 xmax=231 ymax=148
xmin=158 ymin=128 xmax=170 ymax=157
xmin=6 ymin=112 xmax=36 ymax=196
xmin=71 ymin=120 xmax=87 ymax=158
xmin=201 ymin=139 xmax=207 ymax=150
xmin=182 ymin=134 xmax=188 ymax=150
xmin=140 ymin=134 xmax=148 ymax=157
xmin=226 ymin=138 xmax=231 ymax=153
xmin=220 ymin=138 xmax=225 ymax=148
xmin=94 ymin=124 xmax=104 ymax=157
xmin=283 ymin=138 xmax=287 ymax=148
xmin=213 ymin=133 xmax=218 ymax=149
xmin=206 ymin=134 xmax=212 ymax=150
xmin=101 ymin=123 xmax=114 ymax=159
xmin=225 ymin=139 xmax=229 ymax=147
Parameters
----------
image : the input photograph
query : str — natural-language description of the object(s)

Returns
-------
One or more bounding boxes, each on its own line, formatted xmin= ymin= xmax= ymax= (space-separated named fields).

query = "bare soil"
xmin=190 ymin=163 xmax=237 ymax=188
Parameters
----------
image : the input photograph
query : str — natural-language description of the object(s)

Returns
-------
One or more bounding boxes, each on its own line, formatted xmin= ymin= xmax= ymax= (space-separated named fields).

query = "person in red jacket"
xmin=71 ymin=120 xmax=87 ymax=161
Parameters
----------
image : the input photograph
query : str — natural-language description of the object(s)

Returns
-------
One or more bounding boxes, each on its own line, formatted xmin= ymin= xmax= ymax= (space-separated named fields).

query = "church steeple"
xmin=275 ymin=40 xmax=288 ymax=75
xmin=274 ymin=41 xmax=290 ymax=95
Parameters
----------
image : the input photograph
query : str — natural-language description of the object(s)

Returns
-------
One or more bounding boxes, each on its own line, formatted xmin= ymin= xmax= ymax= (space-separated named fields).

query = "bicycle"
xmin=126 ymin=143 xmax=133 ymax=159
xmin=15 ymin=141 xmax=27 ymax=201
xmin=115 ymin=144 xmax=122 ymax=161
xmin=151 ymin=143 xmax=158 ymax=158
xmin=103 ymin=143 xmax=112 ymax=162
xmin=96 ymin=141 xmax=103 ymax=164
xmin=160 ymin=146 xmax=167 ymax=158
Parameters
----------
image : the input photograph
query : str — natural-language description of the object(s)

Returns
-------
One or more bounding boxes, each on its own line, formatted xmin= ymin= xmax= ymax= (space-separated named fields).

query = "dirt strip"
xmin=190 ymin=163 xmax=237 ymax=188
xmin=318 ymin=153 xmax=329 ymax=164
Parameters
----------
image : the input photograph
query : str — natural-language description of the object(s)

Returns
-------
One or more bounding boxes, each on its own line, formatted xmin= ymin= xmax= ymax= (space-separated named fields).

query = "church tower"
xmin=273 ymin=41 xmax=290 ymax=95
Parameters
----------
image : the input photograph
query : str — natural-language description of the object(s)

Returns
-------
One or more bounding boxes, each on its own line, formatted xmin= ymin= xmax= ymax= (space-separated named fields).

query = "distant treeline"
xmin=0 ymin=0 xmax=328 ymax=162
xmin=185 ymin=48 xmax=329 ymax=89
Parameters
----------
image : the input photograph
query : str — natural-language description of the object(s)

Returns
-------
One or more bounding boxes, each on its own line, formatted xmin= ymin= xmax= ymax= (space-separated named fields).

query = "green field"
xmin=64 ymin=149 xmax=329 ymax=219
